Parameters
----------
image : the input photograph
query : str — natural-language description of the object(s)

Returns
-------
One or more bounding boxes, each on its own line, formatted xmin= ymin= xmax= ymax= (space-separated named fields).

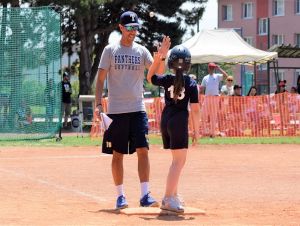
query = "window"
xmin=296 ymin=0 xmax=300 ymax=14
xmin=258 ymin=18 xmax=268 ymax=35
xmin=273 ymin=34 xmax=284 ymax=45
xmin=244 ymin=36 xmax=253 ymax=46
xmin=258 ymin=63 xmax=267 ymax=71
xmin=222 ymin=5 xmax=233 ymax=21
xmin=295 ymin=70 xmax=300 ymax=84
xmin=273 ymin=0 xmax=284 ymax=16
xmin=271 ymin=72 xmax=277 ymax=87
xmin=296 ymin=34 xmax=300 ymax=46
xmin=278 ymin=70 xmax=285 ymax=81
xmin=243 ymin=2 xmax=253 ymax=19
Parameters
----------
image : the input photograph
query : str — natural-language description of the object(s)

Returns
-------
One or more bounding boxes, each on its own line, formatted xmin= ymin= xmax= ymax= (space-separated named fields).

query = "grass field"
xmin=0 ymin=134 xmax=299 ymax=146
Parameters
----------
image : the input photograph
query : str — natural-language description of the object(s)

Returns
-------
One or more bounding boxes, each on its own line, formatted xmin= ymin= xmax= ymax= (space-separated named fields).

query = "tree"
xmin=25 ymin=0 xmax=207 ymax=94
xmin=1 ymin=1 xmax=62 ymax=123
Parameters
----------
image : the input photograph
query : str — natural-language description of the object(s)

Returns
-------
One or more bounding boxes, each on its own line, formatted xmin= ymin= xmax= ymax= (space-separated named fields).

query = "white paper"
xmin=100 ymin=113 xmax=113 ymax=130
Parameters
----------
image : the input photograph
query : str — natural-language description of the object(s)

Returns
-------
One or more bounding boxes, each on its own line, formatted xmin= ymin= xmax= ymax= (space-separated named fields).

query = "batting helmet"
xmin=168 ymin=45 xmax=191 ymax=72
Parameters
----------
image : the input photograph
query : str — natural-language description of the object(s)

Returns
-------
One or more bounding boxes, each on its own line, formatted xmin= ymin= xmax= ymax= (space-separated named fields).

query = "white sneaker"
xmin=175 ymin=194 xmax=185 ymax=207
xmin=160 ymin=196 xmax=184 ymax=213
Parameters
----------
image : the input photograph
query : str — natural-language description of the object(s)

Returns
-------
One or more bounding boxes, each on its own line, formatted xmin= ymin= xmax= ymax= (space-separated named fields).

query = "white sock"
xmin=116 ymin=184 xmax=124 ymax=197
xmin=140 ymin=182 xmax=149 ymax=198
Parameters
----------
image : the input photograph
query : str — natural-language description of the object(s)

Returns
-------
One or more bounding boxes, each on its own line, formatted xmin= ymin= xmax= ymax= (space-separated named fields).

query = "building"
xmin=218 ymin=0 xmax=300 ymax=94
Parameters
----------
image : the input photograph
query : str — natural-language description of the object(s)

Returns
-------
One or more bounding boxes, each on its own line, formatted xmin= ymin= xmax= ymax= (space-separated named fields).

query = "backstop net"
xmin=0 ymin=6 xmax=61 ymax=140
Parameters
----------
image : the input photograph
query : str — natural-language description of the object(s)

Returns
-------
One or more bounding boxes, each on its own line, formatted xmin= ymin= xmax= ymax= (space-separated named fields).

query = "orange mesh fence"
xmin=91 ymin=93 xmax=300 ymax=138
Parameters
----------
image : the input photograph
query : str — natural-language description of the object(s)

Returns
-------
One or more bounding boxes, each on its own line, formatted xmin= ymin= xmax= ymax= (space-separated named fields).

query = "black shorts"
xmin=161 ymin=108 xmax=189 ymax=150
xmin=102 ymin=111 xmax=149 ymax=155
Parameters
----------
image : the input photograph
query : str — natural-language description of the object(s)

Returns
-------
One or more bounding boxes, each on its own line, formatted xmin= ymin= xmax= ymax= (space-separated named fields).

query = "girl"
xmin=247 ymin=86 xmax=257 ymax=96
xmin=147 ymin=43 xmax=200 ymax=213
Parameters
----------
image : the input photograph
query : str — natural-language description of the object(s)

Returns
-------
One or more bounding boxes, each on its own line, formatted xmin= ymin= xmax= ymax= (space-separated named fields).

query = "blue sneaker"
xmin=140 ymin=192 xmax=159 ymax=207
xmin=116 ymin=195 xmax=128 ymax=209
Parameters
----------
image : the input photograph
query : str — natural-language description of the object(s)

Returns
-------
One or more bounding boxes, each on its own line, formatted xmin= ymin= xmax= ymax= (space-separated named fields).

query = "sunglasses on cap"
xmin=124 ymin=25 xmax=139 ymax=31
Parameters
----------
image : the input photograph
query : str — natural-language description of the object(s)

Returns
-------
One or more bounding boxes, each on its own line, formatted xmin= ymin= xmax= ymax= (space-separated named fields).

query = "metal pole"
xmin=267 ymin=17 xmax=271 ymax=94
xmin=254 ymin=62 xmax=257 ymax=87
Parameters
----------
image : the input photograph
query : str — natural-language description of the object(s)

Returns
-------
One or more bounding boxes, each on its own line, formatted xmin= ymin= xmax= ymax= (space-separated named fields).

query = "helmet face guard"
xmin=168 ymin=45 xmax=191 ymax=73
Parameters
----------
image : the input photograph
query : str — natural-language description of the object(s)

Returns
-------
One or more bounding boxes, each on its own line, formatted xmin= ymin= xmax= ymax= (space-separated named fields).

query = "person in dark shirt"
xmin=275 ymin=80 xmax=287 ymax=94
xmin=62 ymin=72 xmax=72 ymax=128
xmin=232 ymin=85 xmax=242 ymax=96
xmin=147 ymin=43 xmax=200 ymax=213
xmin=297 ymin=75 xmax=300 ymax=94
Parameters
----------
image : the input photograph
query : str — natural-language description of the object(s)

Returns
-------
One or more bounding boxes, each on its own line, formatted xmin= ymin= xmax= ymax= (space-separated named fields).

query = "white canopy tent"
xmin=182 ymin=29 xmax=278 ymax=64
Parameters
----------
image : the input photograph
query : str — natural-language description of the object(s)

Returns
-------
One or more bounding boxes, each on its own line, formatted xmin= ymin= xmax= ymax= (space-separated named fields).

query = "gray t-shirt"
xmin=99 ymin=42 xmax=153 ymax=114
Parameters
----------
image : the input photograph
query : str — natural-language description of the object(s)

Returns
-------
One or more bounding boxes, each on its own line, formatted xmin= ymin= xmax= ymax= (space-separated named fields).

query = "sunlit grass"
xmin=0 ymin=134 xmax=299 ymax=146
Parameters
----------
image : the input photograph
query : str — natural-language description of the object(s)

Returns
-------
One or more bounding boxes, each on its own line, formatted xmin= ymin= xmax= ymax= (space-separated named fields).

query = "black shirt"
xmin=62 ymin=80 xmax=72 ymax=104
xmin=151 ymin=74 xmax=199 ymax=111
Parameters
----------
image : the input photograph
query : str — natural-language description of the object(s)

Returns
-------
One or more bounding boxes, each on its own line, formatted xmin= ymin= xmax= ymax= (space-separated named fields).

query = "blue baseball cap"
xmin=120 ymin=11 xmax=139 ymax=26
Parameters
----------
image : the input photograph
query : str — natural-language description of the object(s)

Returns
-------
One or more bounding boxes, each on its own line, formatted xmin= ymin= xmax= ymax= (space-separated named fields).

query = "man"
xmin=200 ymin=62 xmax=228 ymax=95
xmin=200 ymin=63 xmax=228 ymax=137
xmin=275 ymin=80 xmax=287 ymax=94
xmin=62 ymin=72 xmax=72 ymax=128
xmin=94 ymin=11 xmax=167 ymax=209
xmin=232 ymin=84 xmax=242 ymax=96
xmin=229 ymin=85 xmax=243 ymax=136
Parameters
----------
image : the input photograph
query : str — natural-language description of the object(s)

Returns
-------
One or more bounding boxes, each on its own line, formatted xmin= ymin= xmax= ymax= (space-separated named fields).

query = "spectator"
xmin=246 ymin=86 xmax=258 ymax=136
xmin=232 ymin=85 xmax=242 ymax=96
xmin=62 ymin=72 xmax=72 ymax=128
xmin=200 ymin=63 xmax=228 ymax=137
xmin=275 ymin=80 xmax=287 ymax=94
xmin=291 ymin=86 xmax=297 ymax=94
xmin=288 ymin=86 xmax=299 ymax=120
xmin=200 ymin=62 xmax=228 ymax=96
xmin=247 ymin=86 xmax=257 ymax=96
xmin=16 ymin=100 xmax=32 ymax=128
xmin=220 ymin=75 xmax=234 ymax=96
xmin=228 ymin=85 xmax=243 ymax=136
xmin=218 ymin=74 xmax=234 ymax=134
xmin=297 ymin=75 xmax=300 ymax=94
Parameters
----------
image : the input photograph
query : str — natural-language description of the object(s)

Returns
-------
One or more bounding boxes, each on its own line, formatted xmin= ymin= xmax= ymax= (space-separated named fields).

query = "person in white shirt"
xmin=220 ymin=76 xmax=234 ymax=96
xmin=200 ymin=63 xmax=228 ymax=137
xmin=201 ymin=62 xmax=228 ymax=95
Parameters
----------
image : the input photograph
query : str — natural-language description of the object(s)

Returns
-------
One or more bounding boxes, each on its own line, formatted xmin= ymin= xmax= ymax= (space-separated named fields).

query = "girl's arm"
xmin=147 ymin=52 xmax=163 ymax=84
xmin=190 ymin=103 xmax=200 ymax=145
xmin=147 ymin=36 xmax=171 ymax=84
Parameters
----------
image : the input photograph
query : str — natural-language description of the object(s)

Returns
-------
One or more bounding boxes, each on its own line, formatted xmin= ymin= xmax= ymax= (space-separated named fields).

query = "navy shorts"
xmin=102 ymin=111 xmax=149 ymax=155
xmin=161 ymin=108 xmax=189 ymax=150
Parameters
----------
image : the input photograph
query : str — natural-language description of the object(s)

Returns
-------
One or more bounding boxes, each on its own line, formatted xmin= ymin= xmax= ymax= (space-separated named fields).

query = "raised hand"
xmin=157 ymin=35 xmax=171 ymax=59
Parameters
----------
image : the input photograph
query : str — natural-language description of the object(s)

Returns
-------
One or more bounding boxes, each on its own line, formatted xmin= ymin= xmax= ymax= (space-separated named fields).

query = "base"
xmin=119 ymin=207 xmax=205 ymax=216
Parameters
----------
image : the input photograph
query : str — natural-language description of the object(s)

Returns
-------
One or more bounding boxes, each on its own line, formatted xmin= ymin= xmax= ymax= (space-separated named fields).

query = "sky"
xmin=109 ymin=0 xmax=218 ymax=43
xmin=197 ymin=0 xmax=218 ymax=32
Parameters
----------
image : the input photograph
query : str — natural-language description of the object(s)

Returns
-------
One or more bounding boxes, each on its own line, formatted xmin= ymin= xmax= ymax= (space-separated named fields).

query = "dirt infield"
xmin=1 ymin=144 xmax=300 ymax=225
